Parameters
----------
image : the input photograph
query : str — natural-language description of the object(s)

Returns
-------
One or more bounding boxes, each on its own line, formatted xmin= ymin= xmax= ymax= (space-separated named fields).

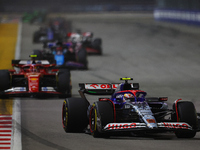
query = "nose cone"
xmin=147 ymin=123 xmax=158 ymax=129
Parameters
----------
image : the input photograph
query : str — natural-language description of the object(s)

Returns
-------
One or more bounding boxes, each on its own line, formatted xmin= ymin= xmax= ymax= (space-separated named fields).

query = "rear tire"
xmin=90 ymin=101 xmax=114 ymax=138
xmin=92 ymin=38 xmax=102 ymax=55
xmin=62 ymin=98 xmax=89 ymax=132
xmin=77 ymin=48 xmax=88 ymax=69
xmin=57 ymin=69 xmax=71 ymax=97
xmin=174 ymin=101 xmax=198 ymax=138
xmin=33 ymin=50 xmax=42 ymax=60
xmin=0 ymin=70 xmax=10 ymax=91
xmin=33 ymin=32 xmax=40 ymax=43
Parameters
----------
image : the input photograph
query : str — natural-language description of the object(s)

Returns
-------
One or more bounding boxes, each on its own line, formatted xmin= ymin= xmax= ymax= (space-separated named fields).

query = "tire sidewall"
xmin=0 ymin=70 xmax=10 ymax=91
xmin=89 ymin=101 xmax=114 ymax=137
xmin=62 ymin=98 xmax=89 ymax=132
xmin=175 ymin=101 xmax=198 ymax=138
xmin=58 ymin=69 xmax=71 ymax=96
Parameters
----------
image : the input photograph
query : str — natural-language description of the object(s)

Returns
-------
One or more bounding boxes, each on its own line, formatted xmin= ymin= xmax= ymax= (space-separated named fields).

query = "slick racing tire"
xmin=62 ymin=98 xmax=89 ymax=132
xmin=33 ymin=32 xmax=40 ymax=43
xmin=58 ymin=69 xmax=71 ymax=97
xmin=92 ymin=38 xmax=102 ymax=47
xmin=90 ymin=101 xmax=114 ymax=138
xmin=174 ymin=101 xmax=198 ymax=138
xmin=92 ymin=38 xmax=102 ymax=55
xmin=77 ymin=48 xmax=88 ymax=69
xmin=33 ymin=50 xmax=43 ymax=60
xmin=0 ymin=70 xmax=10 ymax=91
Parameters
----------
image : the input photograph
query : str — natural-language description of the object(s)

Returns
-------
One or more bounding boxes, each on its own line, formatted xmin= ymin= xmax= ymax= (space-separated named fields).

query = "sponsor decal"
xmin=104 ymin=123 xmax=146 ymax=130
xmin=30 ymin=78 xmax=38 ymax=81
xmin=124 ymin=104 xmax=131 ymax=109
xmin=116 ymin=94 xmax=123 ymax=98
xmin=159 ymin=122 xmax=190 ymax=129
xmin=85 ymin=84 xmax=119 ymax=89
xmin=146 ymin=119 xmax=156 ymax=123
xmin=104 ymin=122 xmax=191 ymax=130
xmin=107 ymin=123 xmax=136 ymax=130
xmin=29 ymin=75 xmax=39 ymax=77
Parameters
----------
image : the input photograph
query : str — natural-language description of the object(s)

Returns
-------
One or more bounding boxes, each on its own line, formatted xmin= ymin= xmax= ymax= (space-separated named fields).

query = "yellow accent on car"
xmin=0 ymin=23 xmax=18 ymax=115
xmin=120 ymin=77 xmax=133 ymax=80
xmin=30 ymin=55 xmax=37 ymax=58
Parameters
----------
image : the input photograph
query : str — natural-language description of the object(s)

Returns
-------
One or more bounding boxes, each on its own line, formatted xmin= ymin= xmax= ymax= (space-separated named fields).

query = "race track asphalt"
xmin=20 ymin=13 xmax=200 ymax=150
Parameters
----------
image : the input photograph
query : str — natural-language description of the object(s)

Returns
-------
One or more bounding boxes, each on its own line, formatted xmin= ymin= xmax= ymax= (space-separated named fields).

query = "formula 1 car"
xmin=62 ymin=78 xmax=200 ymax=138
xmin=67 ymin=32 xmax=102 ymax=55
xmin=22 ymin=10 xmax=46 ymax=24
xmin=0 ymin=55 xmax=72 ymax=99
xmin=33 ymin=17 xmax=71 ymax=43
xmin=33 ymin=27 xmax=56 ymax=43
xmin=22 ymin=11 xmax=47 ymax=23
xmin=33 ymin=41 xmax=88 ymax=70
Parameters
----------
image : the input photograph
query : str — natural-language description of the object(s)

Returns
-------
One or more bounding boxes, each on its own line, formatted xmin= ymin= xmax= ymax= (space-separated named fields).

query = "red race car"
xmin=0 ymin=56 xmax=71 ymax=99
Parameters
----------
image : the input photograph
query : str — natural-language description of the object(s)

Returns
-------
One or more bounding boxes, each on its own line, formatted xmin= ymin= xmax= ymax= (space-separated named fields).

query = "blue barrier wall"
xmin=154 ymin=9 xmax=200 ymax=25
xmin=154 ymin=0 xmax=200 ymax=26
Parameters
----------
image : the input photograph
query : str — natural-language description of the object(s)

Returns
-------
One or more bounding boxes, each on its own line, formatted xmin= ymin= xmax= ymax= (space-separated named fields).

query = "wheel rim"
xmin=90 ymin=107 xmax=97 ymax=133
xmin=62 ymin=104 xmax=68 ymax=129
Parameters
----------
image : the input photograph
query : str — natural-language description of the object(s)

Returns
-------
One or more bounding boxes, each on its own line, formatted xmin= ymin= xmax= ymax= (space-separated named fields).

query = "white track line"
xmin=12 ymin=21 xmax=22 ymax=150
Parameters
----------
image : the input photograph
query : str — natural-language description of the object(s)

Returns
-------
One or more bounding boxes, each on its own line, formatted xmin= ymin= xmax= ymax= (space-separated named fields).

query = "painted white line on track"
xmin=12 ymin=99 xmax=21 ymax=150
xmin=12 ymin=21 xmax=22 ymax=150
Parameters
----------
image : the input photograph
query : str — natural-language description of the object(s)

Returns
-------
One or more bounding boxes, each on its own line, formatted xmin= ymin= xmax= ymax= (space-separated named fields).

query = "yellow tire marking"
xmin=94 ymin=108 xmax=97 ymax=131
xmin=0 ymin=23 xmax=18 ymax=115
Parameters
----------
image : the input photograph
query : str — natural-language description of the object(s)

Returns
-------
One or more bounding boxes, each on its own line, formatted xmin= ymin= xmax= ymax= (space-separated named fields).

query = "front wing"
xmin=53 ymin=61 xmax=87 ymax=70
xmin=103 ymin=122 xmax=195 ymax=132
xmin=0 ymin=87 xmax=70 ymax=99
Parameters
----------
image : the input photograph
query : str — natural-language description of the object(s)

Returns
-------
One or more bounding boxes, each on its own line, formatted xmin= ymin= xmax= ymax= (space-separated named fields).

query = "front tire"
xmin=33 ymin=32 xmax=40 ymax=43
xmin=174 ymin=101 xmax=198 ymax=138
xmin=77 ymin=48 xmax=88 ymax=69
xmin=0 ymin=70 xmax=10 ymax=91
xmin=62 ymin=98 xmax=89 ymax=132
xmin=57 ymin=69 xmax=71 ymax=97
xmin=90 ymin=101 xmax=114 ymax=138
xmin=33 ymin=50 xmax=42 ymax=60
xmin=92 ymin=38 xmax=102 ymax=55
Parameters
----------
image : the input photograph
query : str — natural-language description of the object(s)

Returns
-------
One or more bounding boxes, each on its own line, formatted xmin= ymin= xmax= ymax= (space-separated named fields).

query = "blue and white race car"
xmin=62 ymin=78 xmax=200 ymax=138
xmin=33 ymin=41 xmax=88 ymax=70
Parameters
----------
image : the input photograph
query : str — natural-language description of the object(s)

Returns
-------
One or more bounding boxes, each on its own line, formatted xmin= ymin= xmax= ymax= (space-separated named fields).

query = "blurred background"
xmin=0 ymin=0 xmax=155 ymax=12
xmin=1 ymin=0 xmax=200 ymax=26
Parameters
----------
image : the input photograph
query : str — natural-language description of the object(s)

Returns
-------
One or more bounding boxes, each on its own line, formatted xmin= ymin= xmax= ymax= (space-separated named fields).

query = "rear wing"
xmin=12 ymin=60 xmax=54 ymax=67
xmin=46 ymin=42 xmax=70 ymax=48
xmin=146 ymin=97 xmax=168 ymax=102
xmin=79 ymin=83 xmax=139 ymax=95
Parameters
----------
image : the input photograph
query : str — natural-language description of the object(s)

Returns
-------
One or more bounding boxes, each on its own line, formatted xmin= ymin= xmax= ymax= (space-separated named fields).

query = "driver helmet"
xmin=70 ymin=33 xmax=82 ymax=43
xmin=123 ymin=93 xmax=134 ymax=102
xmin=55 ymin=42 xmax=63 ymax=53
xmin=32 ymin=66 xmax=38 ymax=72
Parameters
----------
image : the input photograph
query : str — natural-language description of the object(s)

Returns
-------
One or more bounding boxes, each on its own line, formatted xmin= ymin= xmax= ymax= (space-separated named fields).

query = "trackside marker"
xmin=0 ymin=115 xmax=12 ymax=150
